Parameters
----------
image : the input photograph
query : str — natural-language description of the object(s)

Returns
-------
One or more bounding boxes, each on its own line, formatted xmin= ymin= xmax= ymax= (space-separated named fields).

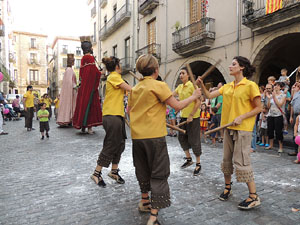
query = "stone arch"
xmin=171 ymin=56 xmax=228 ymax=90
xmin=250 ymin=25 xmax=300 ymax=83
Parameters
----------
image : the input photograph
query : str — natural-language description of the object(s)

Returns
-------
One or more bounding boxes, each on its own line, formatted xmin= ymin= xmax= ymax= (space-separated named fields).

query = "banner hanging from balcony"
xmin=266 ymin=0 xmax=283 ymax=14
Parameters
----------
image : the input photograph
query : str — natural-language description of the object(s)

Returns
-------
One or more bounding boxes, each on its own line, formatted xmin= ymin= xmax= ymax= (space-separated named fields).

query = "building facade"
xmin=0 ymin=0 xmax=14 ymax=94
xmin=49 ymin=36 xmax=82 ymax=98
xmin=91 ymin=0 xmax=300 ymax=91
xmin=12 ymin=31 xmax=48 ymax=95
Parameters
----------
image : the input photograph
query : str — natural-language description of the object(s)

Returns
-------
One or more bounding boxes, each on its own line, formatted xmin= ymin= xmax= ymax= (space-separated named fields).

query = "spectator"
xmin=23 ymin=85 xmax=35 ymax=131
xmin=200 ymin=103 xmax=210 ymax=143
xmin=265 ymin=82 xmax=286 ymax=153
xmin=37 ymin=103 xmax=50 ymax=140
xmin=167 ymin=106 xmax=177 ymax=137
xmin=293 ymin=113 xmax=300 ymax=164
xmin=0 ymin=91 xmax=8 ymax=135
xmin=209 ymin=107 xmax=218 ymax=146
xmin=267 ymin=76 xmax=276 ymax=85
xmin=210 ymin=83 xmax=223 ymax=142
xmin=258 ymin=105 xmax=269 ymax=147
xmin=278 ymin=68 xmax=290 ymax=91
xmin=54 ymin=95 xmax=60 ymax=119
xmin=12 ymin=95 xmax=21 ymax=119
xmin=289 ymin=82 xmax=300 ymax=156
xmin=40 ymin=94 xmax=52 ymax=119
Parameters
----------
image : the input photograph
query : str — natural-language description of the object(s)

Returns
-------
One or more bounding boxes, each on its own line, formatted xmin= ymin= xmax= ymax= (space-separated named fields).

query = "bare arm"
xmin=294 ymin=116 xmax=299 ymax=137
xmin=119 ymin=82 xmax=132 ymax=92
xmin=233 ymin=96 xmax=262 ymax=126
xmin=290 ymin=106 xmax=294 ymax=124
xmin=165 ymin=88 xmax=202 ymax=112
xmin=187 ymin=99 xmax=201 ymax=123
xmin=273 ymin=94 xmax=286 ymax=108
xmin=196 ymin=77 xmax=220 ymax=99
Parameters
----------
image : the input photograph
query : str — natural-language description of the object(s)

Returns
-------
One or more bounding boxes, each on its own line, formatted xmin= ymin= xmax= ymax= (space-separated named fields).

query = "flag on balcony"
xmin=266 ymin=0 xmax=283 ymax=14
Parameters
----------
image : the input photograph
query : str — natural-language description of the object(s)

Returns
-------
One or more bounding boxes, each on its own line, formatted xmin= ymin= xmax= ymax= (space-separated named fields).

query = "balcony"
xmin=27 ymin=59 xmax=40 ymax=65
xmin=136 ymin=43 xmax=161 ymax=63
xmin=99 ymin=3 xmax=131 ymax=41
xmin=91 ymin=6 xmax=96 ymax=18
xmin=242 ymin=0 xmax=300 ymax=33
xmin=138 ymin=0 xmax=159 ymax=16
xmin=9 ymin=53 xmax=16 ymax=63
xmin=100 ymin=0 xmax=107 ymax=8
xmin=120 ymin=57 xmax=134 ymax=75
xmin=172 ymin=18 xmax=215 ymax=57
xmin=30 ymin=81 xmax=39 ymax=85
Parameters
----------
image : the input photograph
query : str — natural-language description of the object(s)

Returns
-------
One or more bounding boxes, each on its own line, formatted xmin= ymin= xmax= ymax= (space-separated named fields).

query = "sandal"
xmin=193 ymin=163 xmax=201 ymax=176
xmin=238 ymin=192 xmax=261 ymax=210
xmin=181 ymin=157 xmax=193 ymax=169
xmin=147 ymin=212 xmax=161 ymax=225
xmin=219 ymin=182 xmax=232 ymax=201
xmin=138 ymin=196 xmax=151 ymax=212
xmin=90 ymin=170 xmax=106 ymax=188
xmin=108 ymin=169 xmax=125 ymax=184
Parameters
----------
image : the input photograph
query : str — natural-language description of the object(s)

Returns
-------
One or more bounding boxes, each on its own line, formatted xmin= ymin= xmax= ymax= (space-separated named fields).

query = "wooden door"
xmin=147 ymin=19 xmax=156 ymax=54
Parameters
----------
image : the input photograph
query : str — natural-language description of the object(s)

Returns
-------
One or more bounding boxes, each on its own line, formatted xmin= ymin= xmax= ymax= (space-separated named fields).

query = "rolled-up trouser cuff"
xmin=151 ymin=193 xmax=171 ymax=209
xmin=97 ymin=153 xmax=111 ymax=168
xmin=221 ymin=162 xmax=234 ymax=175
xmin=236 ymin=170 xmax=254 ymax=183
xmin=139 ymin=181 xmax=150 ymax=193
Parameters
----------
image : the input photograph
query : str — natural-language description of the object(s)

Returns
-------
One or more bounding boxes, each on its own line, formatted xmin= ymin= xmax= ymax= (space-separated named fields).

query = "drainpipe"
xmin=237 ymin=0 xmax=240 ymax=56
xmin=165 ymin=0 xmax=168 ymax=76
xmin=132 ymin=0 xmax=136 ymax=85
xmin=135 ymin=0 xmax=140 ymax=86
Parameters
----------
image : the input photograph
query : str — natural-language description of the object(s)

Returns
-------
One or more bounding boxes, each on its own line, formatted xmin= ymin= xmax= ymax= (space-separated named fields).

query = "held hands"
xmin=233 ymin=116 xmax=243 ymax=126
xmin=196 ymin=77 xmax=204 ymax=87
xmin=187 ymin=114 xmax=193 ymax=123
xmin=192 ymin=88 xmax=202 ymax=99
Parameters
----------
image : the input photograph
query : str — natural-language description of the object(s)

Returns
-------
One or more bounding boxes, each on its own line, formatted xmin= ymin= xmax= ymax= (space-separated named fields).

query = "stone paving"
xmin=0 ymin=118 xmax=299 ymax=225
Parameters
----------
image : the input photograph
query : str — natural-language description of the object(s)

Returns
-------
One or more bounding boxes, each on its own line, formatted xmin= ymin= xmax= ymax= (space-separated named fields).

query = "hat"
xmin=80 ymin=36 xmax=92 ymax=43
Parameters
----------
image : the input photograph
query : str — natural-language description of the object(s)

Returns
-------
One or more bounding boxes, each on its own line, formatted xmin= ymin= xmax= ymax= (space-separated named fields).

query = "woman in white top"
xmin=266 ymin=82 xmax=286 ymax=152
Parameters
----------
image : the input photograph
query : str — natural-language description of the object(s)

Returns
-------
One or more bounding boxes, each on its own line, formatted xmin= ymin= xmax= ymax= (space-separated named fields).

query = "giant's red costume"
xmin=73 ymin=54 xmax=102 ymax=129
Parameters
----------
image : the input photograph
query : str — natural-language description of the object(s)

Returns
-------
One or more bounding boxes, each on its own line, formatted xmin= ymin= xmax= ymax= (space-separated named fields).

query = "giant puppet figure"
xmin=73 ymin=36 xmax=102 ymax=134
xmin=56 ymin=54 xmax=77 ymax=127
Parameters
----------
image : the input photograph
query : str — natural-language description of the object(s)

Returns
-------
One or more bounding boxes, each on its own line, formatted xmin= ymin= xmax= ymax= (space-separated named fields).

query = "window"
xmin=103 ymin=51 xmax=108 ymax=57
xmin=93 ymin=22 xmax=96 ymax=42
xmin=29 ymin=70 xmax=39 ymax=81
xmin=14 ymin=69 xmax=18 ymax=82
xmin=94 ymin=0 xmax=96 ymax=7
xmin=62 ymin=58 xmax=67 ymax=68
xmin=62 ymin=45 xmax=68 ymax=54
xmin=113 ymin=45 xmax=117 ymax=57
xmin=76 ymin=47 xmax=81 ymax=56
xmin=30 ymin=38 xmax=36 ymax=48
xmin=125 ymin=37 xmax=130 ymax=65
xmin=30 ymin=53 xmax=37 ymax=63
xmin=147 ymin=19 xmax=157 ymax=54
xmin=76 ymin=59 xmax=81 ymax=69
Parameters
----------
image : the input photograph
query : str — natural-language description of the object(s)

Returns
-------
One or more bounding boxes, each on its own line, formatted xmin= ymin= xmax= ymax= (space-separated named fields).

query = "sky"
xmin=10 ymin=0 xmax=91 ymax=44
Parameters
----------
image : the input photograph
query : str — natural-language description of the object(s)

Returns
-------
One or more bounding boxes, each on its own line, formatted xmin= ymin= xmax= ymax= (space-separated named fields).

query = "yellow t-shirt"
xmin=175 ymin=81 xmax=200 ymax=118
xmin=40 ymin=98 xmax=51 ymax=108
xmin=128 ymin=77 xmax=173 ymax=139
xmin=23 ymin=91 xmax=34 ymax=108
xmin=102 ymin=71 xmax=125 ymax=117
xmin=219 ymin=77 xmax=261 ymax=131
xmin=54 ymin=98 xmax=60 ymax=108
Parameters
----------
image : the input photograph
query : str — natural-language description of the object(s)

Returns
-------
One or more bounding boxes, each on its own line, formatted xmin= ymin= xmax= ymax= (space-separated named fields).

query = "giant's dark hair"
xmin=81 ymin=41 xmax=93 ymax=55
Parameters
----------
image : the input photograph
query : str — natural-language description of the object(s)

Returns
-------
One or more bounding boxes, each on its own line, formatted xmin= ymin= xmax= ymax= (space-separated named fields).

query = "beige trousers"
xmin=221 ymin=128 xmax=254 ymax=183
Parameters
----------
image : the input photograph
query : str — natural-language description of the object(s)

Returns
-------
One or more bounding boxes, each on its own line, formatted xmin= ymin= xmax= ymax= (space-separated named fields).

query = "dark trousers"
xmin=178 ymin=117 xmax=202 ymax=156
xmin=25 ymin=107 xmax=34 ymax=128
xmin=46 ymin=107 xmax=52 ymax=119
xmin=132 ymin=137 xmax=171 ymax=209
xmin=97 ymin=115 xmax=126 ymax=167
xmin=267 ymin=115 xmax=283 ymax=141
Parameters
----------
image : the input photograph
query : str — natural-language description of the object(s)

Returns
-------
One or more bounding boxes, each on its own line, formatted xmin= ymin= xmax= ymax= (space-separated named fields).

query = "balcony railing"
xmin=172 ymin=18 xmax=215 ymax=57
xmin=136 ymin=43 xmax=161 ymax=63
xmin=27 ymin=59 xmax=40 ymax=65
xmin=29 ymin=43 xmax=39 ymax=49
xmin=120 ymin=57 xmax=134 ymax=75
xmin=242 ymin=0 xmax=300 ymax=32
xmin=91 ymin=6 xmax=96 ymax=18
xmin=9 ymin=53 xmax=16 ymax=63
xmin=99 ymin=3 xmax=131 ymax=41
xmin=100 ymin=0 xmax=107 ymax=8
xmin=138 ymin=0 xmax=159 ymax=15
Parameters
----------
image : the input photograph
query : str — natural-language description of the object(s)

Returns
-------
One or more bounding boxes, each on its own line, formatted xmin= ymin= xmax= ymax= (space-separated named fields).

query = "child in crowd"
xmin=200 ymin=103 xmax=210 ymax=143
xmin=293 ymin=113 xmax=300 ymax=164
xmin=209 ymin=107 xmax=218 ymax=146
xmin=278 ymin=68 xmax=290 ymax=91
xmin=258 ymin=105 xmax=269 ymax=147
xmin=267 ymin=76 xmax=276 ymax=85
xmin=167 ymin=106 xmax=177 ymax=137
xmin=37 ymin=103 xmax=50 ymax=140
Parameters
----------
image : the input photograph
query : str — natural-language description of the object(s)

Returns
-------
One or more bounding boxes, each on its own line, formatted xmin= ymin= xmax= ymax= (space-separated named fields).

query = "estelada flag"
xmin=266 ymin=0 xmax=283 ymax=14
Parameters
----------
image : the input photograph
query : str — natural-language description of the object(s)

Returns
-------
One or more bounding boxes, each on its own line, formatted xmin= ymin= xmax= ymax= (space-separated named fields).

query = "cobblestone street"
xmin=0 ymin=119 xmax=299 ymax=225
